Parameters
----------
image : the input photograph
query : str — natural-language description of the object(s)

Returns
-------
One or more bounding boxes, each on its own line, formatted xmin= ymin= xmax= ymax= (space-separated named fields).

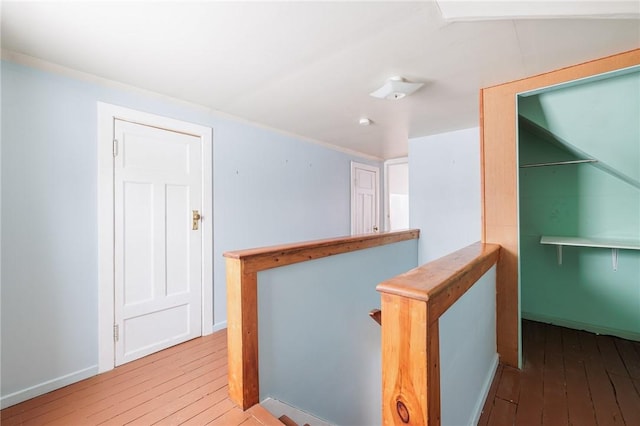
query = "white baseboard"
xmin=212 ymin=320 xmax=227 ymax=333
xmin=470 ymin=353 xmax=499 ymax=426
xmin=261 ymin=397 xmax=333 ymax=426
xmin=1 ymin=365 xmax=98 ymax=409
xmin=522 ymin=312 xmax=640 ymax=342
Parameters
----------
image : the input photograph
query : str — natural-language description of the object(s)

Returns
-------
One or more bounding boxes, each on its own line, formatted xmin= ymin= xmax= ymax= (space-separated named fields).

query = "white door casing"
xmin=98 ymin=103 xmax=213 ymax=372
xmin=350 ymin=162 xmax=380 ymax=235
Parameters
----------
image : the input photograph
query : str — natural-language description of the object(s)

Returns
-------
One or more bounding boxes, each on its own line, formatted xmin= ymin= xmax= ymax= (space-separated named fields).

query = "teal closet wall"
xmin=519 ymin=71 xmax=640 ymax=185
xmin=518 ymin=70 xmax=640 ymax=341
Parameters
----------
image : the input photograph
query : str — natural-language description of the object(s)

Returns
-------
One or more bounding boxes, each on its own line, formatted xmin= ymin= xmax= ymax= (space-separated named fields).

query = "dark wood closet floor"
xmin=480 ymin=320 xmax=640 ymax=426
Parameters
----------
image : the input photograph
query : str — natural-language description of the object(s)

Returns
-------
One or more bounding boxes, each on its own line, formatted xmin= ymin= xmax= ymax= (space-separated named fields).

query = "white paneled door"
xmin=113 ymin=119 xmax=202 ymax=366
xmin=351 ymin=162 xmax=380 ymax=235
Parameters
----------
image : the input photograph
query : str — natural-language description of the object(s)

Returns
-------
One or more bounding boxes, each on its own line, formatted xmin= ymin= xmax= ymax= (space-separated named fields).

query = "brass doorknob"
xmin=192 ymin=210 xmax=201 ymax=230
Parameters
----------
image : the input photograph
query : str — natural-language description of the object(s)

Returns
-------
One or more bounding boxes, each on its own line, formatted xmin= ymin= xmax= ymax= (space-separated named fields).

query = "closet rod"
xmin=519 ymin=159 xmax=597 ymax=168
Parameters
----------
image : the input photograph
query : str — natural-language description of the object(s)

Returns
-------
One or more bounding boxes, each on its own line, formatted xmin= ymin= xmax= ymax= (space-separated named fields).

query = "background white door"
xmin=385 ymin=159 xmax=409 ymax=231
xmin=351 ymin=162 xmax=380 ymax=234
xmin=114 ymin=119 xmax=202 ymax=366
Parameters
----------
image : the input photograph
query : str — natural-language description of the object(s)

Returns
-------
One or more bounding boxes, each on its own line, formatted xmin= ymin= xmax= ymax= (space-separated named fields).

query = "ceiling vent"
xmin=369 ymin=76 xmax=424 ymax=100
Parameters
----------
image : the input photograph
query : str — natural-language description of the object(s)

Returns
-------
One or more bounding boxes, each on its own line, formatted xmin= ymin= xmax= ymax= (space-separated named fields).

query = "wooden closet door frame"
xmin=480 ymin=48 xmax=640 ymax=368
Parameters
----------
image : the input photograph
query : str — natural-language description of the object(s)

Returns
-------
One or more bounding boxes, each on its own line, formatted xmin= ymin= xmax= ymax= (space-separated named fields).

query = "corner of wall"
xmin=212 ymin=321 xmax=227 ymax=333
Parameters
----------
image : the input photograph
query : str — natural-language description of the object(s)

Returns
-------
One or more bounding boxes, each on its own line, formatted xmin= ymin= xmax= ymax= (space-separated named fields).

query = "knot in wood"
xmin=396 ymin=400 xmax=410 ymax=423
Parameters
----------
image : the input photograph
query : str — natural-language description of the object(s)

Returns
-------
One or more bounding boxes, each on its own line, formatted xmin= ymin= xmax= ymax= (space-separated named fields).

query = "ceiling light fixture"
xmin=359 ymin=118 xmax=372 ymax=126
xmin=369 ymin=76 xmax=424 ymax=100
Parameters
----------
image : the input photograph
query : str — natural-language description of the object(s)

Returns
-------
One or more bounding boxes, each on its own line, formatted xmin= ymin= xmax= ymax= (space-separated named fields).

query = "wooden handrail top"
xmin=377 ymin=242 xmax=500 ymax=324
xmin=223 ymin=229 xmax=419 ymax=273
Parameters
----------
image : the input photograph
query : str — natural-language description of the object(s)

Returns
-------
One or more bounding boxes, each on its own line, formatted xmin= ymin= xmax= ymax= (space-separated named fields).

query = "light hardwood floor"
xmin=0 ymin=329 xmax=281 ymax=426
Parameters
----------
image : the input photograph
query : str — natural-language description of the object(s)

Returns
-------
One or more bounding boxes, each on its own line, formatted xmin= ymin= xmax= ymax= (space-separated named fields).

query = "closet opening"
xmin=509 ymin=65 xmax=640 ymax=420
xmin=517 ymin=65 xmax=639 ymax=341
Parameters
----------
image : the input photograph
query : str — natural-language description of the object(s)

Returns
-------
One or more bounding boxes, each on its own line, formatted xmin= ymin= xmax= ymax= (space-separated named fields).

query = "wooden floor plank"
xmin=596 ymin=335 xmax=628 ymax=376
xmin=634 ymin=378 xmax=640 ymax=396
xmin=95 ymin=363 xmax=228 ymax=425
xmin=608 ymin=372 xmax=640 ymax=426
xmin=240 ymin=416 xmax=266 ymax=426
xmin=15 ymin=336 xmax=228 ymax=425
xmin=178 ymin=398 xmax=238 ymax=426
xmin=206 ymin=406 xmax=253 ymax=426
xmin=485 ymin=321 xmax=639 ymax=426
xmin=496 ymin=366 xmax=521 ymax=404
xmin=153 ymin=386 xmax=233 ymax=425
xmin=515 ymin=319 xmax=544 ymax=426
xmin=579 ymin=331 xmax=625 ymax=426
xmin=542 ymin=324 xmax=568 ymax=426
xmin=85 ymin=354 xmax=227 ymax=424
xmin=479 ymin=364 xmax=504 ymax=426
xmin=0 ymin=338 xmax=213 ymax=423
xmin=41 ymin=366 xmax=197 ymax=425
xmin=561 ymin=328 xmax=597 ymax=426
xmin=121 ymin=375 xmax=228 ymax=425
xmin=1 ymin=412 xmax=25 ymax=426
xmin=54 ymin=373 xmax=197 ymax=423
xmin=0 ymin=330 xmax=279 ymax=426
xmin=487 ymin=398 xmax=517 ymax=426
xmin=515 ymin=370 xmax=543 ymax=426
xmin=615 ymin=338 xmax=640 ymax=379
xmin=248 ymin=405 xmax=289 ymax=426
xmin=4 ymin=320 xmax=637 ymax=426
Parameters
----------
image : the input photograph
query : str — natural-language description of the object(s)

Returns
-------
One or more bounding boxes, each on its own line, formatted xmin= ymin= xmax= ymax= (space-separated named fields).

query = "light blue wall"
xmin=258 ymin=239 xmax=418 ymax=426
xmin=0 ymin=60 xmax=380 ymax=406
xmin=439 ymin=266 xmax=497 ymax=426
xmin=408 ymin=127 xmax=497 ymax=425
xmin=409 ymin=127 xmax=481 ymax=263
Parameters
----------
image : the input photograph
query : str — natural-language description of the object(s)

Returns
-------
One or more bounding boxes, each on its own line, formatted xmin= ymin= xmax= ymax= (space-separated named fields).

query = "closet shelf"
xmin=540 ymin=235 xmax=640 ymax=271
xmin=540 ymin=236 xmax=640 ymax=251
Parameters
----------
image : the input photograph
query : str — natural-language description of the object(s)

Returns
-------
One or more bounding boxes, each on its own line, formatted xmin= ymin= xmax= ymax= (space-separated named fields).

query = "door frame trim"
xmin=350 ymin=161 xmax=380 ymax=235
xmin=97 ymin=102 xmax=213 ymax=373
xmin=480 ymin=49 xmax=640 ymax=369
xmin=383 ymin=157 xmax=408 ymax=232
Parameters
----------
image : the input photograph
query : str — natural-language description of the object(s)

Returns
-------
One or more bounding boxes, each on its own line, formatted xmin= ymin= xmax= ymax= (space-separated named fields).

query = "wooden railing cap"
xmin=223 ymin=229 xmax=420 ymax=273
xmin=224 ymin=229 xmax=419 ymax=259
xmin=376 ymin=242 xmax=501 ymax=304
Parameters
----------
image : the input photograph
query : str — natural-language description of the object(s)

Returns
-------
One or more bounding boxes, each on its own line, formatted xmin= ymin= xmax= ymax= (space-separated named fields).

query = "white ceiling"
xmin=2 ymin=1 xmax=639 ymax=159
